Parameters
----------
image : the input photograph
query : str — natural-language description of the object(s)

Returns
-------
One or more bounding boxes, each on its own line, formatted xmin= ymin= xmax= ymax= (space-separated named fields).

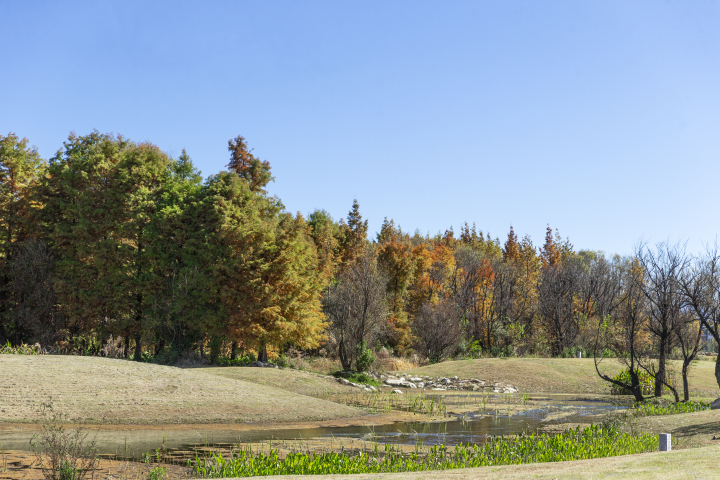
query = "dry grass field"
xmin=203 ymin=366 xmax=355 ymax=397
xmin=0 ymin=355 xmax=363 ymax=425
xmin=403 ymin=357 xmax=720 ymax=396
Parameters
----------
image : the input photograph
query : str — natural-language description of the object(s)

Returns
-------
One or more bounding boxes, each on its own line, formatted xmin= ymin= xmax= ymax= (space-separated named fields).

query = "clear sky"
xmin=2 ymin=1 xmax=719 ymax=256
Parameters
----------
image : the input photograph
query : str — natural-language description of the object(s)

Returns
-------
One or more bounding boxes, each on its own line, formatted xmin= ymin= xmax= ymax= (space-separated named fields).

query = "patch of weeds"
xmin=30 ymin=402 xmax=99 ymax=480
xmin=332 ymin=371 xmax=381 ymax=387
xmin=147 ymin=466 xmax=167 ymax=480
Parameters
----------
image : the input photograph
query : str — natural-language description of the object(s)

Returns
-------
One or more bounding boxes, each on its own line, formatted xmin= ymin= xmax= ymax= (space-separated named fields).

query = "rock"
xmin=416 ymin=382 xmax=425 ymax=389
xmin=367 ymin=385 xmax=377 ymax=392
xmin=337 ymin=378 xmax=351 ymax=385
xmin=392 ymin=389 xmax=403 ymax=394
xmin=432 ymin=388 xmax=446 ymax=391
xmin=385 ymin=378 xmax=417 ymax=388
xmin=711 ymin=398 xmax=720 ymax=410
xmin=451 ymin=376 xmax=458 ymax=381
xmin=251 ymin=361 xmax=279 ymax=368
xmin=440 ymin=377 xmax=452 ymax=385
xmin=409 ymin=376 xmax=423 ymax=382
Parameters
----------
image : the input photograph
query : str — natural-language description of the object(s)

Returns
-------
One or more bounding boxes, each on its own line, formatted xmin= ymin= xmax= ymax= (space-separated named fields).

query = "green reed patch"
xmin=193 ymin=425 xmax=657 ymax=477
xmin=632 ymin=400 xmax=710 ymax=416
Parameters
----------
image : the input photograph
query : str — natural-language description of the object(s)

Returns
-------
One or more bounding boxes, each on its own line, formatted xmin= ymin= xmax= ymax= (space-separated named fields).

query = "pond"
xmin=0 ymin=393 xmax=627 ymax=459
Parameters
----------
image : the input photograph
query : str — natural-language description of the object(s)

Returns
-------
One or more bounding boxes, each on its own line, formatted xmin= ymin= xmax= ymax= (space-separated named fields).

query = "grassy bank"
xmin=0 ymin=355 xmax=363 ymax=425
xmin=204 ymin=367 xmax=356 ymax=398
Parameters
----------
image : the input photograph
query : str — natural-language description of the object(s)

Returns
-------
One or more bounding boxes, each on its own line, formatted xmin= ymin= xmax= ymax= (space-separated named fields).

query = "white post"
xmin=659 ymin=433 xmax=671 ymax=452
xmin=577 ymin=351 xmax=582 ymax=358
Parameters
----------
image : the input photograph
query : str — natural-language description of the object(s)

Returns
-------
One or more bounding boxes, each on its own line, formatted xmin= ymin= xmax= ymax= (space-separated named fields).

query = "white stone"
xmin=432 ymin=388 xmax=446 ymax=391
xmin=409 ymin=376 xmax=423 ymax=382
xmin=392 ymin=389 xmax=403 ymax=394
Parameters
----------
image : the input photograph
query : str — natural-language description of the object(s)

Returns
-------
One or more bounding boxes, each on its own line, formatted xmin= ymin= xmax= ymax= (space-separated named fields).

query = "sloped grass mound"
xmin=0 ymin=355 xmax=363 ymax=424
xmin=204 ymin=366 xmax=356 ymax=397
xmin=404 ymin=358 xmax=718 ymax=395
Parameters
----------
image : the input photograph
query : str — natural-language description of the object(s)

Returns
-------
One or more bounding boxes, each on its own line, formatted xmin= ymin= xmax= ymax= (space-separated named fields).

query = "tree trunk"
xmin=655 ymin=335 xmax=667 ymax=397
xmin=155 ymin=338 xmax=165 ymax=356
xmin=682 ymin=360 xmax=690 ymax=402
xmin=338 ymin=340 xmax=351 ymax=371
xmin=123 ymin=335 xmax=130 ymax=359
xmin=210 ymin=336 xmax=221 ymax=364
xmin=134 ymin=333 xmax=142 ymax=362
xmin=230 ymin=341 xmax=238 ymax=360
xmin=258 ymin=341 xmax=268 ymax=363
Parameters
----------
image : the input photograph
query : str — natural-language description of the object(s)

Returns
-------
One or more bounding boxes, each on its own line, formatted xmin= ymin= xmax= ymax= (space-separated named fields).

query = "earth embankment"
xmin=0 ymin=355 xmax=363 ymax=425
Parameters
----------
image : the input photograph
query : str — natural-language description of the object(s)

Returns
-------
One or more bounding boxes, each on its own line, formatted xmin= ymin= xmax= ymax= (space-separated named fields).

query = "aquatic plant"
xmin=332 ymin=391 xmax=448 ymax=416
xmin=193 ymin=425 xmax=657 ymax=477
xmin=632 ymin=400 xmax=710 ymax=416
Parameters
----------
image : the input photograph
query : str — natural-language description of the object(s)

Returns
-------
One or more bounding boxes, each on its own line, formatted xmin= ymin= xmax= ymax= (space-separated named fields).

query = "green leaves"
xmin=193 ymin=425 xmax=658 ymax=477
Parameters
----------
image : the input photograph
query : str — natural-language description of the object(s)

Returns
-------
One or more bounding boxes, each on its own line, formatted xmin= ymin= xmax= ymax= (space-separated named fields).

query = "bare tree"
xmin=681 ymin=244 xmax=720 ymax=391
xmin=635 ymin=241 xmax=689 ymax=397
xmin=674 ymin=308 xmax=704 ymax=401
xmin=324 ymin=249 xmax=388 ymax=371
xmin=412 ymin=299 xmax=464 ymax=363
xmin=538 ymin=259 xmax=581 ymax=356
xmin=594 ymin=257 xmax=648 ymax=402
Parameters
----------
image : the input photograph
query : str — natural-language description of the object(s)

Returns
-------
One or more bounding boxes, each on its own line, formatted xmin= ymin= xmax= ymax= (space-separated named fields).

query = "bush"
xmin=30 ymin=403 xmax=99 ymax=480
xmin=0 ymin=341 xmax=46 ymax=355
xmin=609 ymin=368 xmax=673 ymax=396
xmin=355 ymin=342 xmax=375 ymax=372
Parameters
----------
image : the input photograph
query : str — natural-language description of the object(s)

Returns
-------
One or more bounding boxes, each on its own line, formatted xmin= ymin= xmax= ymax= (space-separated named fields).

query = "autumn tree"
xmin=307 ymin=209 xmax=342 ymax=280
xmin=0 ymin=133 xmax=46 ymax=344
xmin=202 ymin=171 xmax=326 ymax=362
xmin=377 ymin=226 xmax=415 ymax=352
xmin=34 ymin=132 xmax=170 ymax=359
xmin=339 ymin=199 xmax=368 ymax=265
xmin=227 ymin=135 xmax=274 ymax=193
xmin=503 ymin=226 xmax=520 ymax=263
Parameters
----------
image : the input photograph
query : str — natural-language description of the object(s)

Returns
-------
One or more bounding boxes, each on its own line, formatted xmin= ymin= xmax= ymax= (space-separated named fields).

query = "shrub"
xmin=609 ymin=368 xmax=673 ymax=396
xmin=0 ymin=341 xmax=46 ymax=355
xmin=30 ymin=403 xmax=99 ymax=480
xmin=355 ymin=342 xmax=375 ymax=372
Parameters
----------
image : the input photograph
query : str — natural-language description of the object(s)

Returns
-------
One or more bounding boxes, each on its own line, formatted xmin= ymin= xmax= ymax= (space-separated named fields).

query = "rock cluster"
xmin=251 ymin=361 xmax=279 ymax=368
xmin=381 ymin=373 xmax=519 ymax=393
xmin=335 ymin=377 xmax=378 ymax=392
xmin=333 ymin=372 xmax=519 ymax=394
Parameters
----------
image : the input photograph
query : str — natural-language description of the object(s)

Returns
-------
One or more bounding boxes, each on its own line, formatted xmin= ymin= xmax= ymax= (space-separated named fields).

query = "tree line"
xmin=2 ymin=131 xmax=720 ymax=400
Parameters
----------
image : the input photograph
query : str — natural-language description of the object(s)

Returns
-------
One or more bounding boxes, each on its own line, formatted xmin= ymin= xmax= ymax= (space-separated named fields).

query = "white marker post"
xmin=577 ymin=351 xmax=582 ymax=358
xmin=659 ymin=433 xmax=671 ymax=452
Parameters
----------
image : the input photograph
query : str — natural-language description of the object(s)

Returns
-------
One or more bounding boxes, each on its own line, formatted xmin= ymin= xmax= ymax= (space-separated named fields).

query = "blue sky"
xmin=2 ymin=1 xmax=719 ymax=255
